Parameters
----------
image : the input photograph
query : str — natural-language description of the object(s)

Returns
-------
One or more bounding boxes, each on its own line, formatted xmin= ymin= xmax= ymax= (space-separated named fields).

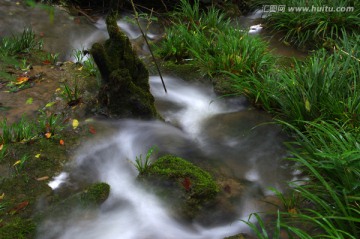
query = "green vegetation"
xmin=0 ymin=28 xmax=42 ymax=56
xmin=139 ymin=155 xmax=219 ymax=218
xmin=258 ymin=0 xmax=360 ymax=48
xmin=71 ymin=48 xmax=99 ymax=76
xmin=156 ymin=0 xmax=360 ymax=237
xmin=132 ymin=146 xmax=157 ymax=174
xmin=156 ymin=0 xmax=274 ymax=77
xmin=230 ymin=34 xmax=360 ymax=127
xmin=0 ymin=113 xmax=64 ymax=144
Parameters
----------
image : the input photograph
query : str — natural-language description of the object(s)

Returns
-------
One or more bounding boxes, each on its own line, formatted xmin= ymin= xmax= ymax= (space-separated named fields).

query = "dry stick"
xmin=129 ymin=0 xmax=167 ymax=93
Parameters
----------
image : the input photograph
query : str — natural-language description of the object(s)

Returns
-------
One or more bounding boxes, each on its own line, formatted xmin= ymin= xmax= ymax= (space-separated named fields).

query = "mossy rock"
xmin=139 ymin=155 xmax=219 ymax=219
xmin=91 ymin=14 xmax=158 ymax=119
xmin=80 ymin=182 xmax=110 ymax=206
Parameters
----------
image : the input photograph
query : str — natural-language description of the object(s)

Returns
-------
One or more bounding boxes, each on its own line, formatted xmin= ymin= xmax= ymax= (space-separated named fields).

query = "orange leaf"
xmin=43 ymin=60 xmax=51 ymax=65
xmin=15 ymin=77 xmax=29 ymax=85
xmin=45 ymin=132 xmax=52 ymax=139
xmin=89 ymin=126 xmax=96 ymax=134
xmin=59 ymin=139 xmax=65 ymax=145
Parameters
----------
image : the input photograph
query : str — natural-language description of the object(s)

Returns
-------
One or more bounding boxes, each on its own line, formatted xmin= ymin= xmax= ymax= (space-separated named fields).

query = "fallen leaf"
xmin=72 ymin=119 xmax=79 ymax=129
xmin=13 ymin=160 xmax=21 ymax=167
xmin=182 ymin=177 xmax=192 ymax=191
xmin=0 ymin=193 xmax=4 ymax=200
xmin=15 ymin=76 xmax=29 ymax=85
xmin=36 ymin=176 xmax=49 ymax=181
xmin=288 ymin=208 xmax=298 ymax=215
xmin=89 ymin=126 xmax=96 ymax=134
xmin=77 ymin=66 xmax=83 ymax=71
xmin=43 ymin=60 xmax=51 ymax=65
xmin=59 ymin=139 xmax=65 ymax=145
xmin=35 ymin=154 xmax=41 ymax=158
xmin=45 ymin=102 xmax=56 ymax=108
xmin=9 ymin=201 xmax=29 ymax=215
xmin=45 ymin=132 xmax=52 ymax=139
xmin=25 ymin=97 xmax=33 ymax=105
xmin=0 ymin=144 xmax=3 ymax=151
xmin=55 ymin=88 xmax=61 ymax=92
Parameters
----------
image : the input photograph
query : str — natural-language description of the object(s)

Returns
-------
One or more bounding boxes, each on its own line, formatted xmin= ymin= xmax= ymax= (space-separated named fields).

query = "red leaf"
xmin=89 ymin=125 xmax=96 ymax=134
xmin=43 ymin=60 xmax=51 ymax=65
xmin=182 ymin=177 xmax=191 ymax=191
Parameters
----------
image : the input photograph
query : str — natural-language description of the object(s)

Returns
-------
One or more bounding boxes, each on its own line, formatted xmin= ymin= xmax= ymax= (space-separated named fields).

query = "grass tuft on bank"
xmin=256 ymin=0 xmax=360 ymax=48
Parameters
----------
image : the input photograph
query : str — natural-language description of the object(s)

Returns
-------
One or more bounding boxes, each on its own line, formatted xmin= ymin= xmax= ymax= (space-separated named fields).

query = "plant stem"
xmin=129 ymin=0 xmax=167 ymax=93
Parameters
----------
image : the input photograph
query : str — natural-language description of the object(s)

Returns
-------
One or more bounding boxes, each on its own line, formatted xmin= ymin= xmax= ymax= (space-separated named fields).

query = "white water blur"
xmin=150 ymin=76 xmax=243 ymax=136
xmin=40 ymin=76 xmax=290 ymax=239
xmin=41 ymin=121 xmax=249 ymax=239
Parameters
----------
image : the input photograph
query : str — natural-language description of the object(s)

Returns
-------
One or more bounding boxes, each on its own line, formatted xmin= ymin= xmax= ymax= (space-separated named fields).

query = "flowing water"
xmin=0 ymin=2 xmax=301 ymax=238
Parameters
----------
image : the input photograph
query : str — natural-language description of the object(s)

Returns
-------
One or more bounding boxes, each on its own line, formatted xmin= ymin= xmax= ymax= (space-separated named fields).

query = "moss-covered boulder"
xmin=139 ymin=155 xmax=219 ymax=219
xmin=91 ymin=14 xmax=158 ymax=119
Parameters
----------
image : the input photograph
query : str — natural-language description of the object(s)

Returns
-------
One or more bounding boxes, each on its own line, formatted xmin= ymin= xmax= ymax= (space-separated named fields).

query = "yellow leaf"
xmin=45 ymin=132 xmax=52 ymax=139
xmin=15 ymin=76 xmax=29 ymax=85
xmin=0 ymin=144 xmax=3 ymax=151
xmin=26 ymin=98 xmax=33 ymax=105
xmin=13 ymin=160 xmax=21 ymax=166
xmin=55 ymin=88 xmax=61 ymax=92
xmin=45 ymin=102 xmax=56 ymax=108
xmin=0 ymin=192 xmax=4 ymax=200
xmin=35 ymin=154 xmax=41 ymax=158
xmin=77 ymin=66 xmax=83 ymax=71
xmin=72 ymin=119 xmax=79 ymax=129
xmin=305 ymin=99 xmax=311 ymax=112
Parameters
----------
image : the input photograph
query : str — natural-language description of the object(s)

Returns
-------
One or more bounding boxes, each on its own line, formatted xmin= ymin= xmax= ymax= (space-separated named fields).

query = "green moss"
xmin=80 ymin=182 xmax=110 ymax=206
xmin=91 ymin=14 xmax=158 ymax=119
xmin=0 ymin=217 xmax=36 ymax=239
xmin=140 ymin=155 xmax=219 ymax=218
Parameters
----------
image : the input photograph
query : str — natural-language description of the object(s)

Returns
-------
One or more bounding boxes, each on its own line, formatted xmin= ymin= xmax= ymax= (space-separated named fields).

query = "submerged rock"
xmin=139 ymin=155 xmax=219 ymax=219
xmin=91 ymin=14 xmax=158 ymax=119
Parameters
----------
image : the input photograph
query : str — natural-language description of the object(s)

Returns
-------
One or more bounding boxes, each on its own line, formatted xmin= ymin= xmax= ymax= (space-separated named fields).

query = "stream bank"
xmin=1 ymin=1 xmax=302 ymax=239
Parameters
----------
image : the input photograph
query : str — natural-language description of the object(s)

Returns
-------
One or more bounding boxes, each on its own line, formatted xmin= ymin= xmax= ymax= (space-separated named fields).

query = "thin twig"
xmin=336 ymin=47 xmax=360 ymax=62
xmin=129 ymin=0 xmax=167 ymax=93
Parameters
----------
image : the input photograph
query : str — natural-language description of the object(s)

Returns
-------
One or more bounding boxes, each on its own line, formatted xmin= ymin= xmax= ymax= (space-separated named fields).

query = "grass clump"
xmin=0 ymin=28 xmax=42 ymax=56
xmin=242 ymin=120 xmax=360 ymax=238
xmin=258 ymin=0 xmax=360 ymax=48
xmin=229 ymin=33 xmax=360 ymax=127
xmin=156 ymin=0 xmax=274 ymax=77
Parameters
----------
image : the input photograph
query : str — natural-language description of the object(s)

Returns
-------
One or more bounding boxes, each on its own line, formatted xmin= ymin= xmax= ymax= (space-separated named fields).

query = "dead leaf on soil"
xmin=15 ymin=76 xmax=29 ymax=85
xmin=59 ymin=139 xmax=65 ymax=145
xmin=0 ymin=193 xmax=4 ymax=200
xmin=13 ymin=160 xmax=21 ymax=167
xmin=9 ymin=201 xmax=29 ymax=215
xmin=45 ymin=132 xmax=52 ymax=139
xmin=0 ymin=144 xmax=3 ymax=151
xmin=35 ymin=154 xmax=41 ymax=158
xmin=36 ymin=176 xmax=49 ymax=181
xmin=26 ymin=97 xmax=33 ymax=105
